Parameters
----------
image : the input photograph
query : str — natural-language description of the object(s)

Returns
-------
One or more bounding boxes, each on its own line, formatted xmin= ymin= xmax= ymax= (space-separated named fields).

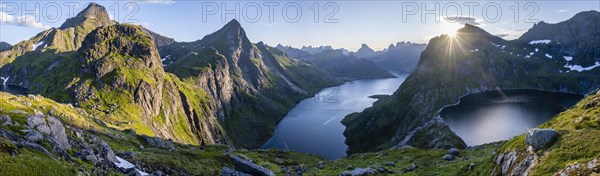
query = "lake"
xmin=440 ymin=89 xmax=583 ymax=146
xmin=262 ymin=72 xmax=409 ymax=159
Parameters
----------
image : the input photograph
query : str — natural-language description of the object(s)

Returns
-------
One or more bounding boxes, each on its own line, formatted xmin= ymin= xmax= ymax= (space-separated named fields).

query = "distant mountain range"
xmin=276 ymin=44 xmax=395 ymax=80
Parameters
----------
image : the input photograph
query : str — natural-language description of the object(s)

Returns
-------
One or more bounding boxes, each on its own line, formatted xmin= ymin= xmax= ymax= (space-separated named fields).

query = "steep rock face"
xmin=518 ymin=10 xmax=600 ymax=66
xmin=343 ymin=13 xmax=600 ymax=154
xmin=160 ymin=20 xmax=339 ymax=148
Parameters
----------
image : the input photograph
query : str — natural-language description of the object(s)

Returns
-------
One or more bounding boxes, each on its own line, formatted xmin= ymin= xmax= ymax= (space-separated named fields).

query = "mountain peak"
xmin=60 ymin=3 xmax=113 ymax=29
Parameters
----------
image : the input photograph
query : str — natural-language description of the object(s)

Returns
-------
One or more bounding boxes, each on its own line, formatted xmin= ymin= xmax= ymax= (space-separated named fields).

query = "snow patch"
xmin=545 ymin=54 xmax=552 ymax=59
xmin=115 ymin=156 xmax=135 ymax=169
xmin=563 ymin=56 xmax=573 ymax=61
xmin=33 ymin=41 xmax=45 ymax=50
xmin=114 ymin=156 xmax=149 ymax=176
xmin=529 ymin=40 xmax=551 ymax=45
xmin=161 ymin=55 xmax=171 ymax=62
xmin=564 ymin=62 xmax=600 ymax=72
xmin=470 ymin=49 xmax=478 ymax=52
xmin=0 ymin=76 xmax=9 ymax=85
xmin=535 ymin=48 xmax=539 ymax=52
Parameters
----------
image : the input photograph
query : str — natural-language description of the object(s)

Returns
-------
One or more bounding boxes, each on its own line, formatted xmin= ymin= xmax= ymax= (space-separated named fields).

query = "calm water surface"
xmin=262 ymin=72 xmax=408 ymax=159
xmin=441 ymin=89 xmax=582 ymax=146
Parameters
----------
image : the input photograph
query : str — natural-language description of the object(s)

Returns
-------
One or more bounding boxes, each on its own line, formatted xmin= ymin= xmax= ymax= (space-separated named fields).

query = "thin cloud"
xmin=443 ymin=16 xmax=482 ymax=26
xmin=0 ymin=12 xmax=50 ymax=29
xmin=558 ymin=9 xmax=567 ymax=13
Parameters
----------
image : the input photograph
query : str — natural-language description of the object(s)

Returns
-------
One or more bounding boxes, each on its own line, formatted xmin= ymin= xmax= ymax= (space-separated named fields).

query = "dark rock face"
xmin=526 ymin=128 xmax=559 ymax=149
xmin=229 ymin=154 xmax=275 ymax=176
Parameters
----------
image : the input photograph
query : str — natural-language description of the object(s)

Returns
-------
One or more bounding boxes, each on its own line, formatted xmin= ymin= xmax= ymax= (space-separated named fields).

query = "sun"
xmin=447 ymin=30 xmax=457 ymax=38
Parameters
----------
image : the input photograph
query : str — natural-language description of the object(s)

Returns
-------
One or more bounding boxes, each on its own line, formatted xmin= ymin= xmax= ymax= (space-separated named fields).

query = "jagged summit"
xmin=354 ymin=43 xmax=376 ymax=58
xmin=60 ymin=3 xmax=114 ymax=29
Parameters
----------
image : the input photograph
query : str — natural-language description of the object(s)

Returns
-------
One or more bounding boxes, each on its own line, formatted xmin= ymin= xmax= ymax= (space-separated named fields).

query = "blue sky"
xmin=1 ymin=0 xmax=598 ymax=51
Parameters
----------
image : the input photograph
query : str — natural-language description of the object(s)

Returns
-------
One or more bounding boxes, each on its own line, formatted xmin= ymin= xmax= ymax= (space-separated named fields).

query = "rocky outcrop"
xmin=554 ymin=158 xmax=600 ymax=176
xmin=26 ymin=114 xmax=71 ymax=149
xmin=526 ymin=128 xmax=559 ymax=149
xmin=229 ymin=154 xmax=275 ymax=176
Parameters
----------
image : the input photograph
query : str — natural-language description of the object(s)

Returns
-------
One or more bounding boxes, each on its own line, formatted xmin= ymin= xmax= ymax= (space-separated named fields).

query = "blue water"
xmin=262 ymin=72 xmax=408 ymax=159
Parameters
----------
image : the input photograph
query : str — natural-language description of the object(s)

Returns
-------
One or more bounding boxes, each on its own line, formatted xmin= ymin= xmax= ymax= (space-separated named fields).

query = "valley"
xmin=0 ymin=2 xmax=598 ymax=176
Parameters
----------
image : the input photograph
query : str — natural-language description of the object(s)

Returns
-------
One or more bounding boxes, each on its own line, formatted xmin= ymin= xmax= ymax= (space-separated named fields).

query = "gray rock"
xmin=510 ymin=155 xmax=535 ymax=175
xmin=404 ymin=164 xmax=417 ymax=172
xmin=384 ymin=162 xmax=395 ymax=167
xmin=10 ymin=110 xmax=28 ymax=115
xmin=340 ymin=168 xmax=377 ymax=176
xmin=501 ymin=151 xmax=517 ymax=174
xmin=27 ymin=114 xmax=70 ymax=149
xmin=229 ymin=154 xmax=275 ymax=176
xmin=221 ymin=167 xmax=251 ymax=176
xmin=448 ymin=148 xmax=460 ymax=156
xmin=142 ymin=136 xmax=176 ymax=150
xmin=443 ymin=154 xmax=455 ymax=161
xmin=76 ymin=148 xmax=99 ymax=163
xmin=23 ymin=130 xmax=44 ymax=142
xmin=526 ymin=128 xmax=559 ymax=149
xmin=0 ymin=115 xmax=11 ymax=126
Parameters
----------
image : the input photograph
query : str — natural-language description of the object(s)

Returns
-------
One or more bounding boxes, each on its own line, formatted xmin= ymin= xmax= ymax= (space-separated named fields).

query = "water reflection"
xmin=441 ymin=89 xmax=582 ymax=146
xmin=262 ymin=72 xmax=408 ymax=159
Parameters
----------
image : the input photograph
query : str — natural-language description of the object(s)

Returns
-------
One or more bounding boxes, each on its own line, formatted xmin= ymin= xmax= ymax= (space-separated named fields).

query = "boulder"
xmin=448 ymin=148 xmax=460 ymax=156
xmin=525 ymin=128 xmax=559 ymax=149
xmin=340 ymin=168 xmax=377 ymax=176
xmin=23 ymin=130 xmax=44 ymax=142
xmin=229 ymin=154 xmax=275 ymax=176
xmin=221 ymin=167 xmax=251 ymax=176
xmin=404 ymin=164 xmax=417 ymax=172
xmin=26 ymin=114 xmax=71 ymax=149
xmin=443 ymin=154 xmax=455 ymax=161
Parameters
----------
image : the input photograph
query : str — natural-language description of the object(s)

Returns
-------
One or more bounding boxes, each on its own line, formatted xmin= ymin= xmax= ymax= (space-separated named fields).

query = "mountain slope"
xmin=343 ymin=12 xmax=600 ymax=154
xmin=367 ymin=42 xmax=427 ymax=72
xmin=354 ymin=44 xmax=376 ymax=58
xmin=159 ymin=20 xmax=339 ymax=148
xmin=0 ymin=3 xmax=116 ymax=65
xmin=0 ymin=4 xmax=229 ymax=146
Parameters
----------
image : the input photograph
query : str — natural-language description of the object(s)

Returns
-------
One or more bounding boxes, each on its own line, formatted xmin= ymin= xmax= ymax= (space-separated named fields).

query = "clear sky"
xmin=1 ymin=0 xmax=598 ymax=51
